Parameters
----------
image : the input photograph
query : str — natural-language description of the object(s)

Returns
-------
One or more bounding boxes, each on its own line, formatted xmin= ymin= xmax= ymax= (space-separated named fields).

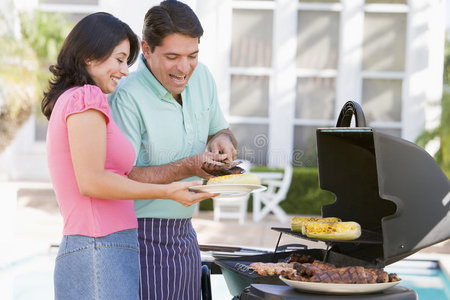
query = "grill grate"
xmin=271 ymin=227 xmax=383 ymax=245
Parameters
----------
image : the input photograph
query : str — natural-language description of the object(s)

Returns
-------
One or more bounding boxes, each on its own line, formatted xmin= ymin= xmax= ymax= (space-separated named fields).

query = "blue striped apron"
xmin=137 ymin=218 xmax=201 ymax=300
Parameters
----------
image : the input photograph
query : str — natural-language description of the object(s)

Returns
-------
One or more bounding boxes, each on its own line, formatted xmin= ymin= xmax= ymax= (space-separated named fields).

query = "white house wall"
xmin=403 ymin=0 xmax=445 ymax=142
xmin=1 ymin=0 xmax=446 ymax=180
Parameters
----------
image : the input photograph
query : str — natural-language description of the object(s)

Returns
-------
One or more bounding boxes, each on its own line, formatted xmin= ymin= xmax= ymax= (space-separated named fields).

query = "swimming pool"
xmin=385 ymin=258 xmax=450 ymax=300
xmin=0 ymin=250 xmax=235 ymax=300
xmin=1 ymin=251 xmax=449 ymax=300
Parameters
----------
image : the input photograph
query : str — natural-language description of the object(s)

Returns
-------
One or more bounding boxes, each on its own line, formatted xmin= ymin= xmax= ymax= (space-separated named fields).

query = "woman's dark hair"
xmin=41 ymin=12 xmax=140 ymax=120
xmin=142 ymin=0 xmax=203 ymax=52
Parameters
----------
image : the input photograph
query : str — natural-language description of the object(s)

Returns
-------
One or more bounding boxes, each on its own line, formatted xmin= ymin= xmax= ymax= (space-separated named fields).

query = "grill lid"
xmin=316 ymin=101 xmax=450 ymax=266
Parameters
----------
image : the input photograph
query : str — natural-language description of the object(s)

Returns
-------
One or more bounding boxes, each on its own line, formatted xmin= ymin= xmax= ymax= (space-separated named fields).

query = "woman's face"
xmin=85 ymin=39 xmax=130 ymax=94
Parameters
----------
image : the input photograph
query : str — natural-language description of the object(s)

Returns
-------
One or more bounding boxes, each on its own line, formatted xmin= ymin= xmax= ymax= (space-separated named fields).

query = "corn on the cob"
xmin=206 ymin=173 xmax=260 ymax=185
xmin=290 ymin=217 xmax=341 ymax=233
xmin=303 ymin=221 xmax=361 ymax=241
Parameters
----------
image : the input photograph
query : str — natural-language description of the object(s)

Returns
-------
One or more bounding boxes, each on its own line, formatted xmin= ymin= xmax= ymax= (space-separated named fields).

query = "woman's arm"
xmin=67 ymin=109 xmax=214 ymax=205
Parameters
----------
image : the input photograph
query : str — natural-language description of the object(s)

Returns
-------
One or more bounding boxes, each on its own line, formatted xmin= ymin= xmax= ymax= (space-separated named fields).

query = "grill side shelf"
xmin=271 ymin=227 xmax=383 ymax=245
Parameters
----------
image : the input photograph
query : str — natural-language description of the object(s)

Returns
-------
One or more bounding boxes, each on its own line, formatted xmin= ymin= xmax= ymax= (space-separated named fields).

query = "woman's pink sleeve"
xmin=64 ymin=84 xmax=110 ymax=122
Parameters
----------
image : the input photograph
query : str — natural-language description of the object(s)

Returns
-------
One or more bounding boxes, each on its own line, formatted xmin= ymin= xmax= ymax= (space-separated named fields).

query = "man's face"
xmin=143 ymin=33 xmax=199 ymax=99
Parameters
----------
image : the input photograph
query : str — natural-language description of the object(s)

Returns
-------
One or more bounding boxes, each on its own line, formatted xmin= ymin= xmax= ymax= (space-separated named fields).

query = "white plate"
xmin=189 ymin=184 xmax=266 ymax=198
xmin=279 ymin=276 xmax=401 ymax=294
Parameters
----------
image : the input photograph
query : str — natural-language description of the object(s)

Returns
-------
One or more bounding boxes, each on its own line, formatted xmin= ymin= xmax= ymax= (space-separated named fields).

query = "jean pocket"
xmin=56 ymin=235 xmax=95 ymax=261
xmin=95 ymin=230 xmax=139 ymax=252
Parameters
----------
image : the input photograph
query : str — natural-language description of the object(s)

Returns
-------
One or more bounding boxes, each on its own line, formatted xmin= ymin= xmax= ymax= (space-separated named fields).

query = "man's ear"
xmin=141 ymin=40 xmax=151 ymax=60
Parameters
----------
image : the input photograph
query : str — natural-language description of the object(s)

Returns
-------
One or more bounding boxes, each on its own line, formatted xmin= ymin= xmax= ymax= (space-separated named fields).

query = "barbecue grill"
xmin=214 ymin=101 xmax=450 ymax=299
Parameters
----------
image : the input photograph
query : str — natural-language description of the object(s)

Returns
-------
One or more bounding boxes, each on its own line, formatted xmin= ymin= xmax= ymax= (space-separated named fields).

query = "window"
xmin=295 ymin=77 xmax=336 ymax=120
xmin=230 ymin=75 xmax=270 ymax=117
xmin=362 ymin=13 xmax=406 ymax=72
xmin=230 ymin=123 xmax=269 ymax=166
xmin=231 ymin=9 xmax=273 ymax=68
xmin=361 ymin=8 xmax=407 ymax=136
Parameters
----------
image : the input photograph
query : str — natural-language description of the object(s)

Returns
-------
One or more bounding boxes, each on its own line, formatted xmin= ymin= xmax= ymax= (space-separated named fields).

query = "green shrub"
xmin=281 ymin=168 xmax=335 ymax=215
xmin=199 ymin=167 xmax=336 ymax=216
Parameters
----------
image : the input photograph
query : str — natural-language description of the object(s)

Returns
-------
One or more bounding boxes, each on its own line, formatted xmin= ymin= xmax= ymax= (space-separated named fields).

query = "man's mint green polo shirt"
xmin=108 ymin=55 xmax=228 ymax=219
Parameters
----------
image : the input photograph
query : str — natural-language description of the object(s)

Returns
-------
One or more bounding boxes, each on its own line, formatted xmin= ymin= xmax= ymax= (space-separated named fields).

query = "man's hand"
xmin=183 ymin=152 xmax=229 ymax=179
xmin=207 ymin=128 xmax=238 ymax=163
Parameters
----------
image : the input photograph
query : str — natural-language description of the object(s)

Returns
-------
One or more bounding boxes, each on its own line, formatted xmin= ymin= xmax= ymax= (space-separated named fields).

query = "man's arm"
xmin=128 ymin=152 xmax=228 ymax=184
xmin=129 ymin=130 xmax=238 ymax=184
xmin=206 ymin=128 xmax=238 ymax=162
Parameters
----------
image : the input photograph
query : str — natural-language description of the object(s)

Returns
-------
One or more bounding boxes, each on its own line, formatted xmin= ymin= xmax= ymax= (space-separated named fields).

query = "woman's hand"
xmin=165 ymin=180 xmax=218 ymax=206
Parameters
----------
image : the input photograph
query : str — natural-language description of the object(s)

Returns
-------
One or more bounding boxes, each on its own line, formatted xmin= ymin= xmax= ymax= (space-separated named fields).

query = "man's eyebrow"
xmin=164 ymin=50 xmax=199 ymax=56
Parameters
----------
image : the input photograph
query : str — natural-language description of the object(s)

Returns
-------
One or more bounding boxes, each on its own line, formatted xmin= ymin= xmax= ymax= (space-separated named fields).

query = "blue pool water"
xmin=1 ymin=253 xmax=449 ymax=300
xmin=386 ymin=259 xmax=450 ymax=300
xmin=399 ymin=269 xmax=450 ymax=299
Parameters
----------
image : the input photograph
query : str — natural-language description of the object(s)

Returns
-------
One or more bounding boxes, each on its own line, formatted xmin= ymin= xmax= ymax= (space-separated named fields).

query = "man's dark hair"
xmin=142 ymin=0 xmax=204 ymax=52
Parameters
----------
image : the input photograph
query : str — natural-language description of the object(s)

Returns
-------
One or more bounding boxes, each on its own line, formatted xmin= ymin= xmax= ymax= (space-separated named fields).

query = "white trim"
xmin=402 ymin=0 xmax=445 ymax=142
xmin=228 ymin=116 xmax=269 ymax=124
xmin=296 ymin=69 xmax=338 ymax=78
xmin=292 ymin=119 xmax=403 ymax=129
xmin=335 ymin=0 xmax=364 ymax=119
xmin=231 ymin=1 xmax=275 ymax=10
xmin=425 ymin=0 xmax=446 ymax=132
xmin=229 ymin=67 xmax=273 ymax=76
xmin=216 ymin=0 xmax=233 ymax=116
xmin=361 ymin=71 xmax=405 ymax=79
xmin=297 ymin=3 xmax=343 ymax=12
xmin=268 ymin=0 xmax=297 ymax=167
xmin=293 ymin=119 xmax=335 ymax=127
xmin=364 ymin=4 xmax=409 ymax=14
xmin=39 ymin=4 xmax=98 ymax=13
xmin=369 ymin=121 xmax=403 ymax=129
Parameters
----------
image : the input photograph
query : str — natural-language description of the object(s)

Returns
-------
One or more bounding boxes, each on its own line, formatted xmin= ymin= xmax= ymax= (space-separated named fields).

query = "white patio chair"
xmin=212 ymin=160 xmax=251 ymax=224
xmin=252 ymin=164 xmax=293 ymax=223
xmin=213 ymin=194 xmax=250 ymax=224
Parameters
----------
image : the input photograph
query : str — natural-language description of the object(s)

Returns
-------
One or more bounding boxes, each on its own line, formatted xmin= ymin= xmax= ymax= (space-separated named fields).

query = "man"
xmin=108 ymin=1 xmax=237 ymax=299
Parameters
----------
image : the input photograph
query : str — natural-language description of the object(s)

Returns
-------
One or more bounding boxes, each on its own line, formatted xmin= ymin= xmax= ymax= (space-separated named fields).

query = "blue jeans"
xmin=54 ymin=229 xmax=139 ymax=300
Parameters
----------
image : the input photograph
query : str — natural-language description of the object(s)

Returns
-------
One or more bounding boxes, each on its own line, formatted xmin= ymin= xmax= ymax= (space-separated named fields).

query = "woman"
xmin=42 ymin=12 xmax=214 ymax=300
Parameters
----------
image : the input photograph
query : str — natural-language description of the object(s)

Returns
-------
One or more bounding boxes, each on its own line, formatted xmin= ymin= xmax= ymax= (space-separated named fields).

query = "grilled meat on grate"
xmin=279 ymin=253 xmax=400 ymax=284
xmin=249 ymin=262 xmax=295 ymax=276
xmin=286 ymin=253 xmax=315 ymax=264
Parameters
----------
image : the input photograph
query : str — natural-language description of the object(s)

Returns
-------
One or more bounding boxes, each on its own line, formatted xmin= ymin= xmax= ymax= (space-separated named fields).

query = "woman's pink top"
xmin=46 ymin=84 xmax=137 ymax=237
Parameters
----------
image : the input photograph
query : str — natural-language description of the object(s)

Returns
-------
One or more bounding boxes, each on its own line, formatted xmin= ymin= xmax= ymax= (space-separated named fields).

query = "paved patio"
xmin=6 ymin=189 xmax=450 ymax=265
xmin=0 ymin=189 xmax=448 ymax=300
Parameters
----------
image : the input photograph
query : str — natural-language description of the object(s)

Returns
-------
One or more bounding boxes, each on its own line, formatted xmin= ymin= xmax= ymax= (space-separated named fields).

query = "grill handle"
xmin=336 ymin=101 xmax=366 ymax=127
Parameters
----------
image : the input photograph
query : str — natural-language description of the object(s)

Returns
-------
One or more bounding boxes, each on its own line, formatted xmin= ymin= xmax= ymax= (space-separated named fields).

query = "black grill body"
xmin=214 ymin=101 xmax=448 ymax=299
xmin=316 ymin=101 xmax=450 ymax=266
